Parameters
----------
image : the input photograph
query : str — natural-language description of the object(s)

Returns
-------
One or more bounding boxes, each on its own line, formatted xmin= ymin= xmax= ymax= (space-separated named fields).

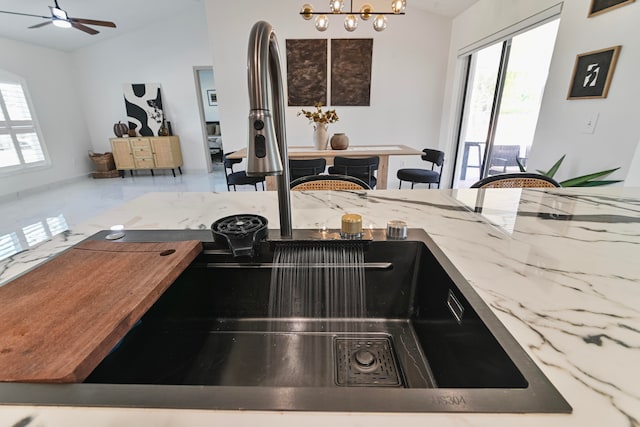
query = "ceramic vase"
xmin=158 ymin=120 xmax=169 ymax=136
xmin=313 ymin=124 xmax=329 ymax=150
xmin=330 ymin=133 xmax=349 ymax=150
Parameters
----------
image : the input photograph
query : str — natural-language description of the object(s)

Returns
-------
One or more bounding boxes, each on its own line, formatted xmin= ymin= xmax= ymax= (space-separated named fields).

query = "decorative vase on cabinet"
xmin=330 ymin=133 xmax=349 ymax=150
xmin=313 ymin=124 xmax=329 ymax=150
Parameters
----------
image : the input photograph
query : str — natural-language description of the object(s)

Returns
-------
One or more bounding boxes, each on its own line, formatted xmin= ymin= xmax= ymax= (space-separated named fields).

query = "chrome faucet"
xmin=246 ymin=21 xmax=292 ymax=238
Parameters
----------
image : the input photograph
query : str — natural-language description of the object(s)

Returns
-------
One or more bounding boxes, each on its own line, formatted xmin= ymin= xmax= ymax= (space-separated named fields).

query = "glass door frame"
xmin=448 ymin=5 xmax=562 ymax=188
xmin=480 ymin=39 xmax=511 ymax=178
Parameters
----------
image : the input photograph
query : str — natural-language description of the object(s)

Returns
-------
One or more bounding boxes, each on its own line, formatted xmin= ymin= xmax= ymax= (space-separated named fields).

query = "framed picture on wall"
xmin=207 ymin=90 xmax=218 ymax=106
xmin=567 ymin=46 xmax=621 ymax=100
xmin=588 ymin=0 xmax=635 ymax=17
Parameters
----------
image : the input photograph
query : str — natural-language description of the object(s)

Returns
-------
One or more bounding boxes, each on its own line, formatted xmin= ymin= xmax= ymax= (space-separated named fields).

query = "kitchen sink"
xmin=0 ymin=229 xmax=571 ymax=413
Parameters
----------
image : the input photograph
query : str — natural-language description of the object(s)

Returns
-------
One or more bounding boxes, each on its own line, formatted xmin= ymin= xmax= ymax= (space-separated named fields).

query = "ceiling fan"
xmin=0 ymin=0 xmax=116 ymax=35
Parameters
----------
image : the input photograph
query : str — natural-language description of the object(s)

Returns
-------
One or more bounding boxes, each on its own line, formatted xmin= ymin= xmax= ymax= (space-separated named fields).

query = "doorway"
xmin=452 ymin=19 xmax=560 ymax=188
xmin=194 ymin=67 xmax=224 ymax=171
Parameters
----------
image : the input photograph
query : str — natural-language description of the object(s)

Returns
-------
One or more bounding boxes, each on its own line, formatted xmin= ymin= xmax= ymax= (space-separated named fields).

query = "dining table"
xmin=226 ymin=144 xmax=424 ymax=190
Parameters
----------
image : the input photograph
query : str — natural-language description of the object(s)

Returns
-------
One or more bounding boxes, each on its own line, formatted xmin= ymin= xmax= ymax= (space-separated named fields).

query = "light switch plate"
xmin=582 ymin=112 xmax=599 ymax=134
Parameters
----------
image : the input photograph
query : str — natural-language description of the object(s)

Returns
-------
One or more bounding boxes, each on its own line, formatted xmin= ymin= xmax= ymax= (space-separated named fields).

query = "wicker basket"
xmin=92 ymin=170 xmax=121 ymax=179
xmin=89 ymin=152 xmax=116 ymax=172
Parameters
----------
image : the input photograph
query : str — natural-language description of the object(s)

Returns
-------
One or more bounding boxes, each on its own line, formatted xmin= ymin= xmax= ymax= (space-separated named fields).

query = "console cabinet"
xmin=110 ymin=136 xmax=183 ymax=177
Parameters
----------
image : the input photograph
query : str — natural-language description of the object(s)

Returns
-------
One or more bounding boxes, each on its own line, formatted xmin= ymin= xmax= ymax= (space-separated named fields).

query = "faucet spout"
xmin=246 ymin=21 xmax=292 ymax=238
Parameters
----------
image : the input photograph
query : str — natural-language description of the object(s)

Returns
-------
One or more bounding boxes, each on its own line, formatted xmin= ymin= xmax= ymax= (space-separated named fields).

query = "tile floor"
xmin=0 ymin=163 xmax=456 ymax=261
xmin=0 ymin=165 xmax=264 ymax=260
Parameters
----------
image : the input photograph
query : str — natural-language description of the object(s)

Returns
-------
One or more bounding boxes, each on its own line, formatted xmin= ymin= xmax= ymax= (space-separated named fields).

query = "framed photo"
xmin=588 ymin=0 xmax=635 ymax=17
xmin=207 ymin=90 xmax=218 ymax=106
xmin=567 ymin=46 xmax=621 ymax=100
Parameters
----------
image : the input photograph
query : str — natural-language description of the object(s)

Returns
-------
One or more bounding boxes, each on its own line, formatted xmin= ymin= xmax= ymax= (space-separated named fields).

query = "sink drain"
xmin=335 ymin=337 xmax=403 ymax=387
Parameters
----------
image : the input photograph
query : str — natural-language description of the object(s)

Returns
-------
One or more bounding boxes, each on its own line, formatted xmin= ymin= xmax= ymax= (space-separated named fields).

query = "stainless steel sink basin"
xmin=0 ymin=229 xmax=571 ymax=413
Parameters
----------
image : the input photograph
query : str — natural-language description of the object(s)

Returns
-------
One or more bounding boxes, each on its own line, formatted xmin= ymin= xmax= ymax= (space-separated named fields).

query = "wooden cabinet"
xmin=110 ymin=136 xmax=183 ymax=176
xmin=110 ymin=139 xmax=135 ymax=170
xmin=151 ymin=137 xmax=183 ymax=168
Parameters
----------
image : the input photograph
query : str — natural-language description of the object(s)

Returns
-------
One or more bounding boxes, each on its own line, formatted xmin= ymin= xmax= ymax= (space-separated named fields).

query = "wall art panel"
xmin=123 ymin=83 xmax=164 ymax=136
xmin=286 ymin=39 xmax=327 ymax=106
xmin=331 ymin=39 xmax=373 ymax=106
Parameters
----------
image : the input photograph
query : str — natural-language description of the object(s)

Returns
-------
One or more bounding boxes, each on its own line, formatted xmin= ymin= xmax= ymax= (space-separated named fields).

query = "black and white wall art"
xmin=567 ymin=46 xmax=621 ymax=100
xmin=588 ymin=0 xmax=635 ymax=17
xmin=123 ymin=83 xmax=164 ymax=136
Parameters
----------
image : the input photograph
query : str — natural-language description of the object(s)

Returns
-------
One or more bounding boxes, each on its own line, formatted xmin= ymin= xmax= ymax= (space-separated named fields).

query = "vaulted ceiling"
xmin=0 ymin=0 xmax=478 ymax=52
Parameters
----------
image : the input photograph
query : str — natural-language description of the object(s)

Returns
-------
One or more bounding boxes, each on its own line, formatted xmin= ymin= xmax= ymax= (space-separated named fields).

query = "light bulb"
xmin=344 ymin=14 xmax=358 ymax=31
xmin=373 ymin=15 xmax=387 ymax=31
xmin=360 ymin=4 xmax=373 ymax=20
xmin=315 ymin=14 xmax=329 ymax=31
xmin=391 ymin=0 xmax=406 ymax=14
xmin=329 ymin=0 xmax=344 ymax=13
xmin=301 ymin=3 xmax=314 ymax=20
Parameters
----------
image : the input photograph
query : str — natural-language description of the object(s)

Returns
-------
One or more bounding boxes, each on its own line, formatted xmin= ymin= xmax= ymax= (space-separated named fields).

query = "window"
xmin=0 ymin=70 xmax=48 ymax=172
xmin=451 ymin=20 xmax=560 ymax=188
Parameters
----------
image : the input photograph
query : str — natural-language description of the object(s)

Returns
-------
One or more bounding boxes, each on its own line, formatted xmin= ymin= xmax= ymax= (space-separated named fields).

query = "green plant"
xmin=298 ymin=102 xmax=339 ymax=125
xmin=517 ymin=154 xmax=622 ymax=187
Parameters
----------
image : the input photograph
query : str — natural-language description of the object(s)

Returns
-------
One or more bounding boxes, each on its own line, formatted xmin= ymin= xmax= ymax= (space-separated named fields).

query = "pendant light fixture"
xmin=300 ymin=1 xmax=406 ymax=32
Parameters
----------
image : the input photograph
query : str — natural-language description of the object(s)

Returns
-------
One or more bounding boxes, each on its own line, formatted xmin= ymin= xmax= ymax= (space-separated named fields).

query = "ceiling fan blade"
xmin=69 ymin=17 xmax=116 ymax=28
xmin=0 ymin=10 xmax=50 ymax=19
xmin=70 ymin=21 xmax=99 ymax=35
xmin=28 ymin=20 xmax=53 ymax=29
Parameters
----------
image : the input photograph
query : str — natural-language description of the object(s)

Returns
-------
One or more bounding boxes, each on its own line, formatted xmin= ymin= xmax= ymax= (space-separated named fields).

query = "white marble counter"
xmin=1 ymin=187 xmax=639 ymax=427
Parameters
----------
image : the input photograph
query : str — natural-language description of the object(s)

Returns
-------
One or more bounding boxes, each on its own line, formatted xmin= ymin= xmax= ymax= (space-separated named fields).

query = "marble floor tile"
xmin=0 ymin=165 xmax=264 ymax=260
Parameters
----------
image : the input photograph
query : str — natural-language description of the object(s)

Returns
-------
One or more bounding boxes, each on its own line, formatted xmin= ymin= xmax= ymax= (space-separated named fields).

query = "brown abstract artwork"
xmin=331 ymin=39 xmax=373 ymax=106
xmin=286 ymin=39 xmax=327 ymax=106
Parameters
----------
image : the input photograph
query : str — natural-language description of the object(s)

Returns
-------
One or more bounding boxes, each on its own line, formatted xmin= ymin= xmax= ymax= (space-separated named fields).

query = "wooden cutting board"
xmin=0 ymin=239 xmax=202 ymax=383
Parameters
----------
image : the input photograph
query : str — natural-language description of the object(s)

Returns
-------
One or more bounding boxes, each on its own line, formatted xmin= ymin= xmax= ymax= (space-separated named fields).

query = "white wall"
xmin=625 ymin=139 xmax=640 ymax=186
xmin=204 ymin=0 xmax=452 ymax=183
xmin=73 ymin=2 xmax=214 ymax=173
xmin=441 ymin=0 xmax=640 ymax=186
xmin=0 ymin=38 xmax=93 ymax=198
xmin=530 ymin=0 xmax=640 ymax=184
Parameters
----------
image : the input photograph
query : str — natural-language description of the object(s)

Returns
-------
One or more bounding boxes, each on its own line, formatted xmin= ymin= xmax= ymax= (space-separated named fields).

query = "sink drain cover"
xmin=335 ymin=337 xmax=403 ymax=387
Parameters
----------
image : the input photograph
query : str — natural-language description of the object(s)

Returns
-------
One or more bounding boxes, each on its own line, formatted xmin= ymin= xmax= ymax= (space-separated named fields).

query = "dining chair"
xmin=223 ymin=152 xmax=265 ymax=191
xmin=397 ymin=148 xmax=445 ymax=189
xmin=290 ymin=174 xmax=371 ymax=190
xmin=487 ymin=145 xmax=522 ymax=175
xmin=470 ymin=173 xmax=561 ymax=189
xmin=328 ymin=156 xmax=379 ymax=189
xmin=289 ymin=158 xmax=327 ymax=182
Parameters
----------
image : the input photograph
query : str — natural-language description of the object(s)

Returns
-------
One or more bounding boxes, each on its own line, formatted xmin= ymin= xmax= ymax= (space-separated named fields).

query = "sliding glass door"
xmin=453 ymin=19 xmax=560 ymax=188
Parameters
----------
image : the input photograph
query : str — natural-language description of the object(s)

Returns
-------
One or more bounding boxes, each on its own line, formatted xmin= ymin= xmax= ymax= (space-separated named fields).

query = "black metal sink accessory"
xmin=0 ymin=229 xmax=571 ymax=414
xmin=211 ymin=214 xmax=268 ymax=257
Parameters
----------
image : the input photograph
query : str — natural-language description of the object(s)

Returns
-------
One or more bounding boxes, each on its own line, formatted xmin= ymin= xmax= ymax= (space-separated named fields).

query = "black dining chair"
xmin=328 ymin=156 xmax=379 ymax=189
xmin=223 ymin=152 xmax=265 ymax=191
xmin=487 ymin=145 xmax=522 ymax=175
xmin=397 ymin=149 xmax=445 ymax=189
xmin=289 ymin=158 xmax=327 ymax=182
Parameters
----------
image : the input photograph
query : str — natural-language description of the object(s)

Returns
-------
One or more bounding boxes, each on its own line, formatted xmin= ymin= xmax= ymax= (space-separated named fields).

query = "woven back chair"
xmin=290 ymin=174 xmax=371 ymax=191
xmin=470 ymin=173 xmax=561 ymax=189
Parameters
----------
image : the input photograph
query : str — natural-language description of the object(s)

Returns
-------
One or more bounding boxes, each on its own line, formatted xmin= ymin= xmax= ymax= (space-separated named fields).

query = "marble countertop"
xmin=1 ymin=187 xmax=638 ymax=427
